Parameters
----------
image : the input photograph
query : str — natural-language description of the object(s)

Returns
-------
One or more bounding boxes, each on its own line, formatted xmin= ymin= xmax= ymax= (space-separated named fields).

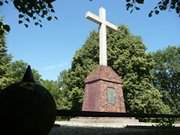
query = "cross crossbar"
xmin=86 ymin=11 xmax=118 ymax=30
xmin=86 ymin=7 xmax=118 ymax=66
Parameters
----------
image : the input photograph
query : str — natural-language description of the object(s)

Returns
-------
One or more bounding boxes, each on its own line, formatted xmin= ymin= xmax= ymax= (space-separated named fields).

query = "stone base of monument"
xmin=53 ymin=117 xmax=159 ymax=128
xmin=70 ymin=117 xmax=139 ymax=126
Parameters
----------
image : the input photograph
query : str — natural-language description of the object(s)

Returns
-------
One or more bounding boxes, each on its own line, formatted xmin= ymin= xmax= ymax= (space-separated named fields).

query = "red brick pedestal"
xmin=82 ymin=65 xmax=126 ymax=112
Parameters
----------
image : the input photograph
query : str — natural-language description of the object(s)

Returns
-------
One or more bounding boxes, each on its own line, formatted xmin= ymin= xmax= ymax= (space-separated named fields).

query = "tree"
xmin=0 ymin=19 xmax=42 ymax=89
xmin=58 ymin=26 xmax=171 ymax=115
xmin=0 ymin=0 xmax=57 ymax=33
xmin=125 ymin=0 xmax=180 ymax=17
xmin=0 ymin=29 xmax=12 ymax=89
xmin=41 ymin=79 xmax=63 ymax=109
xmin=151 ymin=46 xmax=180 ymax=114
xmin=1 ymin=0 xmax=180 ymax=33
xmin=8 ymin=60 xmax=42 ymax=84
xmin=57 ymin=69 xmax=83 ymax=110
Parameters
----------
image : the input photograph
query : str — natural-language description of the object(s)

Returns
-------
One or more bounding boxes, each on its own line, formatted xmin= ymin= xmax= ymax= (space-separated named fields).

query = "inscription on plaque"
xmin=106 ymin=87 xmax=116 ymax=104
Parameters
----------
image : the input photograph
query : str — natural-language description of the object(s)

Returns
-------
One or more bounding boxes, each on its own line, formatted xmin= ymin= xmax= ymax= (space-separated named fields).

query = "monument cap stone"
xmin=85 ymin=65 xmax=122 ymax=84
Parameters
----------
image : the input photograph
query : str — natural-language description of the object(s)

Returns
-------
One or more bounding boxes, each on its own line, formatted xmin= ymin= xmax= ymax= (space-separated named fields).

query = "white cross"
xmin=86 ymin=7 xmax=118 ymax=66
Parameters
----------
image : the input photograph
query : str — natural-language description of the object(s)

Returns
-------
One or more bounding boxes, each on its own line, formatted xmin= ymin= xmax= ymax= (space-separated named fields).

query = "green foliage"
xmin=57 ymin=69 xmax=85 ymax=110
xmin=8 ymin=60 xmax=42 ymax=84
xmin=58 ymin=26 xmax=171 ymax=115
xmin=0 ymin=30 xmax=12 ymax=89
xmin=0 ymin=25 xmax=42 ymax=89
xmin=0 ymin=0 xmax=57 ymax=32
xmin=1 ymin=0 xmax=180 ymax=33
xmin=55 ymin=32 xmax=99 ymax=111
xmin=0 ymin=23 xmax=62 ymax=114
xmin=0 ymin=25 xmax=61 ymax=111
xmin=151 ymin=46 xmax=180 ymax=114
xmin=125 ymin=0 xmax=180 ymax=17
xmin=156 ymin=118 xmax=175 ymax=127
xmin=0 ymin=21 xmax=10 ymax=34
xmin=0 ymin=59 xmax=42 ymax=89
xmin=41 ymin=79 xmax=63 ymax=109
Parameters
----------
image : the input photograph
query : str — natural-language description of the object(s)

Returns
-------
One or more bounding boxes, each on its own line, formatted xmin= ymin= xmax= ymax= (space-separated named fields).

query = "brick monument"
xmin=82 ymin=7 xmax=126 ymax=113
xmin=82 ymin=65 xmax=126 ymax=112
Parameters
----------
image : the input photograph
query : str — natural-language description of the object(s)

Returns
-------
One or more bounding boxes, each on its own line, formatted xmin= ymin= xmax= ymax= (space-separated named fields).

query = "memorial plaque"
xmin=107 ymin=87 xmax=116 ymax=104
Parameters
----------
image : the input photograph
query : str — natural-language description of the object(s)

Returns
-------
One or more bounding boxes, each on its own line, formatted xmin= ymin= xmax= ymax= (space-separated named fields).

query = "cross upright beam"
xmin=86 ymin=7 xmax=118 ymax=66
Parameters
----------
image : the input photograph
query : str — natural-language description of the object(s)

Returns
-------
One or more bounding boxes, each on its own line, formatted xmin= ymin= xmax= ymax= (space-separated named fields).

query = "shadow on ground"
xmin=49 ymin=124 xmax=180 ymax=135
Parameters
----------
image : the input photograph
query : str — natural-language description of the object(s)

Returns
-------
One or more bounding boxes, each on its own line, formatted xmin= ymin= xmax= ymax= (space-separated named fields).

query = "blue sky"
xmin=2 ymin=0 xmax=180 ymax=80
